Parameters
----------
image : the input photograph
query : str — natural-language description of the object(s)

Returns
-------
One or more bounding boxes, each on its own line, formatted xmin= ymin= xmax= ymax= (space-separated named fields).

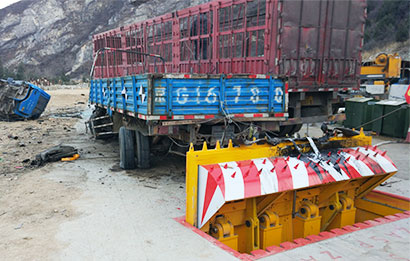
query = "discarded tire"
xmin=119 ymin=127 xmax=136 ymax=170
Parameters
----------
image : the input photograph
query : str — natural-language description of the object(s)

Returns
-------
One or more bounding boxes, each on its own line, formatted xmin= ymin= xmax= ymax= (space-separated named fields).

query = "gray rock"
xmin=0 ymin=0 xmax=208 ymax=79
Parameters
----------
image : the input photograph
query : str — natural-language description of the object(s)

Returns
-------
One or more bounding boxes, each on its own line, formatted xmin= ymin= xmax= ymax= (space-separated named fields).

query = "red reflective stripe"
xmin=226 ymin=74 xmax=233 ymax=79
xmin=237 ymin=160 xmax=261 ymax=198
xmin=304 ymin=162 xmax=323 ymax=186
xmin=249 ymin=75 xmax=257 ymax=79
xmin=253 ymin=113 xmax=263 ymax=117
xmin=309 ymin=161 xmax=335 ymax=184
xmin=370 ymin=146 xmax=396 ymax=166
xmin=274 ymin=113 xmax=284 ymax=117
xmin=201 ymin=164 xmax=224 ymax=224
xmin=234 ymin=114 xmax=245 ymax=117
xmin=204 ymin=115 xmax=215 ymax=119
xmin=184 ymin=74 xmax=190 ymax=78
xmin=285 ymin=82 xmax=289 ymax=93
xmin=339 ymin=160 xmax=362 ymax=179
xmin=159 ymin=116 xmax=167 ymax=120
xmin=268 ymin=158 xmax=293 ymax=191
xmin=184 ymin=115 xmax=195 ymax=119
xmin=344 ymin=148 xmax=384 ymax=175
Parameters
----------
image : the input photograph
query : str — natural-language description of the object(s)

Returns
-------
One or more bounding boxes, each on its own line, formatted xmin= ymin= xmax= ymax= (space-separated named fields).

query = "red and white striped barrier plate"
xmin=197 ymin=146 xmax=397 ymax=228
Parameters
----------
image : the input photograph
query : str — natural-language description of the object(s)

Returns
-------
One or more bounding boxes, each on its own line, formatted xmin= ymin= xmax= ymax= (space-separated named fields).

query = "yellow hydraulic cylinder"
xmin=210 ymin=216 xmax=238 ymax=250
xmin=320 ymin=193 xmax=343 ymax=231
xmin=259 ymin=210 xmax=283 ymax=249
xmin=328 ymin=194 xmax=356 ymax=230
xmin=293 ymin=200 xmax=321 ymax=239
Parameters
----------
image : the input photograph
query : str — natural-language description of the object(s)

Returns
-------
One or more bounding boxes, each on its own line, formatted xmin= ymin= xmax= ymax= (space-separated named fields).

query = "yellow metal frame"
xmin=185 ymin=130 xmax=409 ymax=254
xmin=186 ymin=130 xmax=371 ymax=227
xmin=361 ymin=53 xmax=402 ymax=79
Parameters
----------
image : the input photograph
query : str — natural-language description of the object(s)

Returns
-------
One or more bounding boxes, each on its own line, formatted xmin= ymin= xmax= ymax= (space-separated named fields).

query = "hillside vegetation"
xmin=364 ymin=0 xmax=409 ymax=57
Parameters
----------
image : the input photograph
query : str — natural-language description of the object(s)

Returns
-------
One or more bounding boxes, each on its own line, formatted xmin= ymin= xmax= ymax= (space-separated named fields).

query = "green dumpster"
xmin=371 ymin=101 xmax=385 ymax=134
xmin=344 ymin=97 xmax=374 ymax=130
xmin=380 ymin=101 xmax=409 ymax=138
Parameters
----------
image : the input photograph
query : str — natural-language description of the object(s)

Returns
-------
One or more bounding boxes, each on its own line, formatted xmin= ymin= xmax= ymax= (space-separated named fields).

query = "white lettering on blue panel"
xmin=155 ymin=87 xmax=166 ymax=103
xmin=196 ymin=86 xmax=200 ymax=104
xmin=274 ymin=87 xmax=283 ymax=103
xmin=250 ymin=87 xmax=260 ymax=104
xmin=233 ymin=86 xmax=241 ymax=104
xmin=176 ymin=87 xmax=189 ymax=104
xmin=205 ymin=87 xmax=217 ymax=104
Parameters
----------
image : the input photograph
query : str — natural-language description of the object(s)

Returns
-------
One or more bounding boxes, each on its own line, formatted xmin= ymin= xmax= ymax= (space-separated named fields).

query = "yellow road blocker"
xmin=185 ymin=130 xmax=410 ymax=255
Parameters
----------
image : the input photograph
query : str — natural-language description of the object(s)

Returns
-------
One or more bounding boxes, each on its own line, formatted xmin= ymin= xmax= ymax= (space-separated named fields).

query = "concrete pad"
xmin=263 ymin=218 xmax=410 ymax=261
xmin=5 ymin=119 xmax=407 ymax=260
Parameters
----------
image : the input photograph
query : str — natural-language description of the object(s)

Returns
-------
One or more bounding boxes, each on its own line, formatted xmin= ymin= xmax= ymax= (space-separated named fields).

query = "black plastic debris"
xmin=33 ymin=145 xmax=78 ymax=166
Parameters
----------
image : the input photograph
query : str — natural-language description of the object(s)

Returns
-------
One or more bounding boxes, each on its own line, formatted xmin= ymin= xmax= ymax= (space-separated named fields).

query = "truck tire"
xmin=277 ymin=125 xmax=293 ymax=137
xmin=119 ymin=127 xmax=136 ymax=169
xmin=276 ymin=124 xmax=302 ymax=137
xmin=290 ymin=124 xmax=303 ymax=135
xmin=135 ymin=131 xmax=150 ymax=169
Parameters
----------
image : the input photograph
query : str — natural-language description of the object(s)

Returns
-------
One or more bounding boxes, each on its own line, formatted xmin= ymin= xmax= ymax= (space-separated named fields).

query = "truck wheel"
xmin=290 ymin=124 xmax=303 ymax=135
xmin=135 ymin=131 xmax=150 ymax=169
xmin=277 ymin=125 xmax=293 ymax=137
xmin=119 ymin=127 xmax=136 ymax=169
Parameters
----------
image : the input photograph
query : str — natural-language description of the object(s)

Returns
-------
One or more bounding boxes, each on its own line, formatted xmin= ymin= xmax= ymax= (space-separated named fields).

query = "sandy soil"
xmin=0 ymin=168 xmax=81 ymax=261
xmin=0 ymin=88 xmax=88 ymax=175
xmin=0 ymin=87 xmax=88 ymax=260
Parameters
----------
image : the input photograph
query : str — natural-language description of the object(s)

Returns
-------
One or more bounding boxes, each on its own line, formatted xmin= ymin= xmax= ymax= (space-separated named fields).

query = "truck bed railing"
xmin=90 ymin=47 xmax=167 ymax=79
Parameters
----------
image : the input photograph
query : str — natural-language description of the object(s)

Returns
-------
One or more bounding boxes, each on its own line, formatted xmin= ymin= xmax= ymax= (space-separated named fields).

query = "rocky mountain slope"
xmin=0 ymin=0 xmax=408 ymax=80
xmin=362 ymin=0 xmax=409 ymax=61
xmin=0 ymin=0 xmax=206 ymax=79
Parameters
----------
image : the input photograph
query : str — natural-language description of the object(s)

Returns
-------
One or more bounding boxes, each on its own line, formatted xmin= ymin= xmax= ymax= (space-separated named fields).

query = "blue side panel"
xmin=13 ymin=82 xmax=50 ymax=118
xmin=223 ymin=78 xmax=284 ymax=114
xmin=90 ymin=75 xmax=149 ymax=115
xmin=153 ymin=77 xmax=285 ymax=116
xmin=90 ymin=75 xmax=285 ymax=118
xmin=152 ymin=79 xmax=167 ymax=115
xmin=153 ymin=78 xmax=221 ymax=115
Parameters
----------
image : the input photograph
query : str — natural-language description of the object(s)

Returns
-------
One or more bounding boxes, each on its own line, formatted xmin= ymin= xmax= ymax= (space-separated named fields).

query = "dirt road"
xmin=0 ymin=88 xmax=88 ymax=260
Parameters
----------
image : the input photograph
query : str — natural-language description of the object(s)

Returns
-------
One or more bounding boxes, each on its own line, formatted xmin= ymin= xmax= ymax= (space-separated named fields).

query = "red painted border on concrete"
xmin=175 ymin=201 xmax=410 ymax=260
xmin=173 ymin=216 xmax=252 ymax=260
xmin=373 ymin=189 xmax=410 ymax=202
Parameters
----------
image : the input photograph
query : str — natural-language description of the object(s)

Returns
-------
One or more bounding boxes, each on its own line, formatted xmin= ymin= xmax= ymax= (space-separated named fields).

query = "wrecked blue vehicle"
xmin=0 ymin=78 xmax=50 ymax=121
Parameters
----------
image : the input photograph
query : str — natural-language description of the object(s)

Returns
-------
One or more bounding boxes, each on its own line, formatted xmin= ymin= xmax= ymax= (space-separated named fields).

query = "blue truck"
xmin=0 ymin=78 xmax=50 ymax=121
xmin=89 ymin=73 xmax=288 ymax=169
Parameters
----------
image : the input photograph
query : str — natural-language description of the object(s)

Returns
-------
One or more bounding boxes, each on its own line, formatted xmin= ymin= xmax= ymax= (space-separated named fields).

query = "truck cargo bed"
xmin=89 ymin=74 xmax=287 ymax=121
